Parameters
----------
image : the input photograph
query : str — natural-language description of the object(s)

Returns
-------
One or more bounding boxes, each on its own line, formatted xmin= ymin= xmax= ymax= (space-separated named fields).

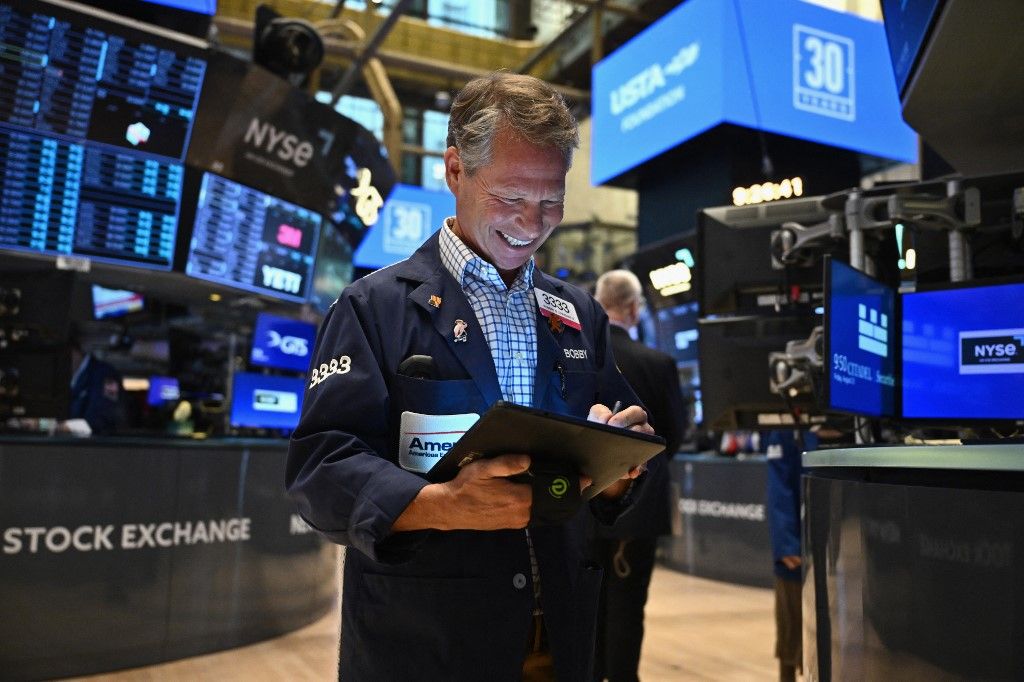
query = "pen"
xmin=611 ymin=400 xmax=622 ymax=414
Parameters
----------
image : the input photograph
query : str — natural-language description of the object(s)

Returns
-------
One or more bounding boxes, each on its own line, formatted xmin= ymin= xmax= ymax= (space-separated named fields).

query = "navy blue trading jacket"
xmin=286 ymin=231 xmax=643 ymax=681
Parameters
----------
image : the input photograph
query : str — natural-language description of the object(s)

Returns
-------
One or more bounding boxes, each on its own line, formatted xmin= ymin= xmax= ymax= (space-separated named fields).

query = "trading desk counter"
xmin=662 ymin=453 xmax=773 ymax=588
xmin=0 ymin=436 xmax=336 ymax=680
xmin=803 ymin=444 xmax=1024 ymax=680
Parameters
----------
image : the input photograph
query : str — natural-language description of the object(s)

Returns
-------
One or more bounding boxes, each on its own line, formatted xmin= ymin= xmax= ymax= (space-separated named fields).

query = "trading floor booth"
xmin=803 ymin=445 xmax=1024 ymax=679
xmin=0 ymin=437 xmax=336 ymax=680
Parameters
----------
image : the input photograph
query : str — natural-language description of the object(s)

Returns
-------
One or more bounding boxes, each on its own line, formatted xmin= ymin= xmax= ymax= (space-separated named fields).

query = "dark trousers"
xmin=592 ymin=536 xmax=658 ymax=682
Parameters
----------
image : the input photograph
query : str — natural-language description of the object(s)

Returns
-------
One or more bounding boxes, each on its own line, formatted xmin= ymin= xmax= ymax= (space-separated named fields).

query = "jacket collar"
xmin=392 ymin=231 xmax=574 ymax=408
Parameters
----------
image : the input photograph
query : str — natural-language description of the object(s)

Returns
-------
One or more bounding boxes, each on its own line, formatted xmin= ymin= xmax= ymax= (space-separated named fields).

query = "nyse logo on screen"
xmin=244 ymin=118 xmax=314 ymax=167
xmin=793 ymin=25 xmax=855 ymax=122
xmin=383 ymin=200 xmax=431 ymax=255
xmin=959 ymin=329 xmax=1024 ymax=375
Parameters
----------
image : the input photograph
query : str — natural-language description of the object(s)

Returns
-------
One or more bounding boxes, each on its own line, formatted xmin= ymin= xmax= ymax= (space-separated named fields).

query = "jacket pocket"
xmin=391 ymin=374 xmax=482 ymax=415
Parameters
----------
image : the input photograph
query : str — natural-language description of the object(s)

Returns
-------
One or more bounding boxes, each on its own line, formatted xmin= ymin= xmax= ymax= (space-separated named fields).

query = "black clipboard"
xmin=425 ymin=401 xmax=666 ymax=499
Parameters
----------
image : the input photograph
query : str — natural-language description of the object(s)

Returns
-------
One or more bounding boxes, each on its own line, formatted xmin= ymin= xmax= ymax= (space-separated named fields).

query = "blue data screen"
xmin=229 ymin=372 xmax=305 ymax=430
xmin=0 ymin=2 xmax=206 ymax=269
xmin=827 ymin=260 xmax=896 ymax=417
xmin=902 ymin=282 xmax=1024 ymax=420
xmin=250 ymin=312 xmax=317 ymax=373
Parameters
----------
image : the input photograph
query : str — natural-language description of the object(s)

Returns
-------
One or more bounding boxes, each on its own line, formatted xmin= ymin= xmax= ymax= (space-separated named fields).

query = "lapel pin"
xmin=429 ymin=295 xmax=442 ymax=308
xmin=548 ymin=315 xmax=564 ymax=334
xmin=453 ymin=319 xmax=468 ymax=343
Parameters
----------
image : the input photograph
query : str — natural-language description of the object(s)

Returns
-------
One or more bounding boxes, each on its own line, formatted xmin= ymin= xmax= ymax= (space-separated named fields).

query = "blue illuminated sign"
xmin=250 ymin=313 xmax=317 ymax=373
xmin=591 ymin=0 xmax=917 ymax=185
xmin=826 ymin=260 xmax=896 ymax=417
xmin=902 ymin=282 xmax=1024 ymax=421
xmin=229 ymin=372 xmax=305 ymax=430
xmin=353 ymin=184 xmax=456 ymax=270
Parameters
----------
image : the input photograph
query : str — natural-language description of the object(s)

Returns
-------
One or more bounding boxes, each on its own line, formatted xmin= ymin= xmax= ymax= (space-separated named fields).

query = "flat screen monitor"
xmin=309 ymin=220 xmax=354 ymax=315
xmin=697 ymin=198 xmax=833 ymax=315
xmin=229 ymin=372 xmax=305 ymax=431
xmin=880 ymin=0 xmax=944 ymax=95
xmin=698 ymin=314 xmax=820 ymax=430
xmin=901 ymin=279 xmax=1024 ymax=422
xmin=92 ymin=285 xmax=144 ymax=319
xmin=146 ymin=375 xmax=180 ymax=406
xmin=824 ymin=258 xmax=897 ymax=418
xmin=185 ymin=172 xmax=321 ymax=303
xmin=249 ymin=313 xmax=316 ymax=373
xmin=0 ymin=0 xmax=207 ymax=270
xmin=651 ymin=302 xmax=700 ymax=368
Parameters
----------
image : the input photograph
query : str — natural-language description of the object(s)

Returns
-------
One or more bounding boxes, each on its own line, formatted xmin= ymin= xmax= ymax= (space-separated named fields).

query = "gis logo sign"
xmin=793 ymin=24 xmax=855 ymax=122
xmin=266 ymin=330 xmax=309 ymax=358
xmin=383 ymin=200 xmax=431 ymax=255
xmin=959 ymin=329 xmax=1024 ymax=374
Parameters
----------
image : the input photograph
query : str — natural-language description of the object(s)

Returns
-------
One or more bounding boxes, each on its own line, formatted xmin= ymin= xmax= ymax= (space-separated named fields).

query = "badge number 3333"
xmin=309 ymin=355 xmax=352 ymax=388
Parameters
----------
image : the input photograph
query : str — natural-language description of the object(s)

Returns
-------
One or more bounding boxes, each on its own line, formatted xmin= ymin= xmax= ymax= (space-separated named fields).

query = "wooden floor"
xmin=71 ymin=563 xmax=781 ymax=681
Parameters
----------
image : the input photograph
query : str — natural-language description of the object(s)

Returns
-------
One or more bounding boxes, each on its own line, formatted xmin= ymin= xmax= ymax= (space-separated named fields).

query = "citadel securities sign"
xmin=591 ymin=0 xmax=917 ymax=185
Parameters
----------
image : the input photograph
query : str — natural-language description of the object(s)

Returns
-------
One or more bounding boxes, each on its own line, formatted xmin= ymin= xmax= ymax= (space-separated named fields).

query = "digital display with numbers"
xmin=0 ymin=0 xmax=206 ymax=269
xmin=185 ymin=172 xmax=320 ymax=303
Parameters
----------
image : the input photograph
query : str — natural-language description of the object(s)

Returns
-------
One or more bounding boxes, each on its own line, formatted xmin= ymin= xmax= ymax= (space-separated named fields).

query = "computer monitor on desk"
xmin=901 ymin=279 xmax=1024 ymax=423
xmin=823 ymin=258 xmax=897 ymax=418
xmin=229 ymin=372 xmax=305 ymax=432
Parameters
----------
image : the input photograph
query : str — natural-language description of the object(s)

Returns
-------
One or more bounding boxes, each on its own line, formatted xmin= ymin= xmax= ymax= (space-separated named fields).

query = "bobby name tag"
xmin=535 ymin=289 xmax=581 ymax=330
xmin=399 ymin=411 xmax=479 ymax=473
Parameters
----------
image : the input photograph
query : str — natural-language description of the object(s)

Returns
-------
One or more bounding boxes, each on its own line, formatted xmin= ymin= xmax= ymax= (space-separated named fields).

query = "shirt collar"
xmin=439 ymin=218 xmax=534 ymax=294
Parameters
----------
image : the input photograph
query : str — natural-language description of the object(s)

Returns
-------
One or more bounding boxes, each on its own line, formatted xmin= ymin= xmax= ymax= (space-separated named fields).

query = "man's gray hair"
xmin=595 ymin=269 xmax=644 ymax=312
xmin=446 ymin=71 xmax=579 ymax=174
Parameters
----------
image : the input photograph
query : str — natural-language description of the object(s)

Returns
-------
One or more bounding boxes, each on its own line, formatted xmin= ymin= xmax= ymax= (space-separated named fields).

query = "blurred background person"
xmin=592 ymin=269 xmax=687 ymax=682
xmin=766 ymin=428 xmax=818 ymax=682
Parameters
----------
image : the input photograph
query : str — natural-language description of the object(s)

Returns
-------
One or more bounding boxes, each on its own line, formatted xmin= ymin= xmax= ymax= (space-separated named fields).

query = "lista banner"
xmin=591 ymin=0 xmax=918 ymax=185
xmin=187 ymin=50 xmax=396 ymax=217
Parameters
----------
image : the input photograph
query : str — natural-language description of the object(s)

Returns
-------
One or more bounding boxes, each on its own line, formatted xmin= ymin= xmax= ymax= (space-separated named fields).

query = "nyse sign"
xmin=793 ymin=24 xmax=855 ymax=122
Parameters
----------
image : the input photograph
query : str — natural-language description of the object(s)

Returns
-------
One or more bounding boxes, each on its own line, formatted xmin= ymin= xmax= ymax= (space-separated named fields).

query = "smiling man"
xmin=287 ymin=72 xmax=652 ymax=681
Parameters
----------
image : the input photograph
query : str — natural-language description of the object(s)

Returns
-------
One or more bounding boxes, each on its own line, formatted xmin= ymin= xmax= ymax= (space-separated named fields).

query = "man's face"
xmin=445 ymin=127 xmax=568 ymax=285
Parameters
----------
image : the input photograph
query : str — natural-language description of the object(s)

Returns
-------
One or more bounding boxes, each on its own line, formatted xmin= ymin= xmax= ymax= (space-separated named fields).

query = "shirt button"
xmin=513 ymin=573 xmax=527 ymax=589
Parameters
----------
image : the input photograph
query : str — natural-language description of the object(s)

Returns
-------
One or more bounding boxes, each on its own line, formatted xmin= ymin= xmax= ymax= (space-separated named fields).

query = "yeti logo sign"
xmin=244 ymin=118 xmax=314 ymax=168
xmin=959 ymin=329 xmax=1024 ymax=374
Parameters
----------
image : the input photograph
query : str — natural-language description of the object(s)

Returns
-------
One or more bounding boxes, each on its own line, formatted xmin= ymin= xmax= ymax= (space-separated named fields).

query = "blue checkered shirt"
xmin=439 ymin=220 xmax=537 ymax=407
xmin=439 ymin=220 xmax=544 ymax=613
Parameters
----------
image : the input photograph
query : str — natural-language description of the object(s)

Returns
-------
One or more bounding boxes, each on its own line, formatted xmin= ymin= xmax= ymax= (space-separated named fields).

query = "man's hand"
xmin=588 ymin=402 xmax=653 ymax=498
xmin=780 ymin=555 xmax=802 ymax=570
xmin=393 ymin=454 xmax=533 ymax=532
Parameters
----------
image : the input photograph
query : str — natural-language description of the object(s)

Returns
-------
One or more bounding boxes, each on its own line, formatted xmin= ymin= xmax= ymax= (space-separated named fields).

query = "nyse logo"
xmin=244 ymin=118 xmax=314 ymax=167
xmin=793 ymin=25 xmax=855 ymax=122
xmin=384 ymin=201 xmax=431 ymax=255
xmin=857 ymin=303 xmax=888 ymax=358
xmin=959 ymin=329 xmax=1024 ymax=375
xmin=267 ymin=330 xmax=309 ymax=357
